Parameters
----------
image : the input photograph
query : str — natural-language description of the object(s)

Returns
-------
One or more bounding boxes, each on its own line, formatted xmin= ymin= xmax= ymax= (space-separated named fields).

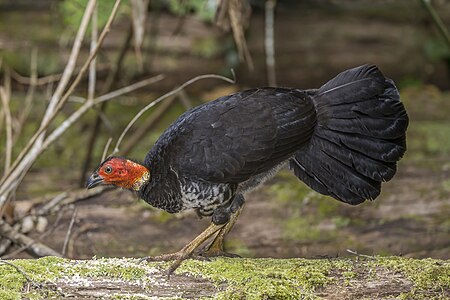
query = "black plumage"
xmin=138 ymin=65 xmax=408 ymax=214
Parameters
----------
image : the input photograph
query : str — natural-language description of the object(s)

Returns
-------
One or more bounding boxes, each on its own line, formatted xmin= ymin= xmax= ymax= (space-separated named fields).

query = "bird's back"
xmin=144 ymin=88 xmax=317 ymax=184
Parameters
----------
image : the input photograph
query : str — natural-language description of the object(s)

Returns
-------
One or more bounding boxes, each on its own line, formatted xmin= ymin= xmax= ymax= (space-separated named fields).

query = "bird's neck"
xmin=123 ymin=161 xmax=150 ymax=191
xmin=137 ymin=161 xmax=184 ymax=213
xmin=131 ymin=169 xmax=150 ymax=191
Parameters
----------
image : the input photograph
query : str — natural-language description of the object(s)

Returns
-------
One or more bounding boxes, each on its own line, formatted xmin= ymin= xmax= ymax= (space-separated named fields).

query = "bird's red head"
xmin=86 ymin=157 xmax=150 ymax=191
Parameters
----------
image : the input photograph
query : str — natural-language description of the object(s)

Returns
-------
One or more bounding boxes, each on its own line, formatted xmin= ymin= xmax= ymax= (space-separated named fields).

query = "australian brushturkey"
xmin=87 ymin=65 xmax=408 ymax=274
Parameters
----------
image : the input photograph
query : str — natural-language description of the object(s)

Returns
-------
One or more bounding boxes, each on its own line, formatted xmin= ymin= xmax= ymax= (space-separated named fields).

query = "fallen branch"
xmin=0 ymin=219 xmax=61 ymax=258
xmin=0 ymin=259 xmax=39 ymax=288
xmin=34 ymin=186 xmax=112 ymax=217
xmin=2 ymin=206 xmax=67 ymax=259
xmin=0 ymin=257 xmax=448 ymax=299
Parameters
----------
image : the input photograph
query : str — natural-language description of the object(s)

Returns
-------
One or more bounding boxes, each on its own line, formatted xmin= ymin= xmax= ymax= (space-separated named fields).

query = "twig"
xmin=35 ymin=187 xmax=110 ymax=217
xmin=41 ymin=76 xmax=165 ymax=152
xmin=420 ymin=0 xmax=450 ymax=50
xmin=62 ymin=208 xmax=77 ymax=257
xmin=67 ymin=224 xmax=100 ymax=258
xmin=121 ymin=95 xmax=177 ymax=155
xmin=130 ymin=0 xmax=150 ymax=72
xmin=88 ymin=2 xmax=98 ymax=102
xmin=42 ymin=0 xmax=97 ymax=122
xmin=101 ymin=137 xmax=113 ymax=162
xmin=0 ymin=259 xmax=39 ymax=287
xmin=35 ymin=192 xmax=68 ymax=216
xmin=346 ymin=249 xmax=377 ymax=260
xmin=265 ymin=0 xmax=277 ymax=86
xmin=2 ymin=207 xmax=67 ymax=259
xmin=0 ymin=0 xmax=98 ymax=191
xmin=177 ymin=89 xmax=193 ymax=109
xmin=94 ymin=75 xmax=165 ymax=104
xmin=113 ymin=71 xmax=236 ymax=154
xmin=15 ymin=48 xmax=38 ymax=145
xmin=79 ymin=22 xmax=134 ymax=186
xmin=228 ymin=0 xmax=254 ymax=70
xmin=0 ymin=86 xmax=12 ymax=175
xmin=0 ymin=0 xmax=122 ymax=201
xmin=0 ymin=219 xmax=62 ymax=257
xmin=9 ymin=68 xmax=63 ymax=86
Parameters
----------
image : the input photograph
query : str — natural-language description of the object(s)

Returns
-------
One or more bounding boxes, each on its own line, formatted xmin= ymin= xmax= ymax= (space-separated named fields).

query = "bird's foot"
xmin=139 ymin=251 xmax=192 ymax=277
xmin=197 ymin=241 xmax=241 ymax=258
xmin=140 ymin=250 xmax=214 ymax=277
xmin=198 ymin=248 xmax=241 ymax=258
xmin=139 ymin=252 xmax=184 ymax=263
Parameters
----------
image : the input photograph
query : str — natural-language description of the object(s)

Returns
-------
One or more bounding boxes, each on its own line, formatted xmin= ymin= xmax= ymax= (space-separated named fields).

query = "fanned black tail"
xmin=289 ymin=65 xmax=409 ymax=205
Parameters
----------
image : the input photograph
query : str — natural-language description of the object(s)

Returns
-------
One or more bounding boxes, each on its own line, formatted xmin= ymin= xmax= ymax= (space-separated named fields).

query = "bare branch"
xmin=0 ymin=0 xmax=98 ymax=189
xmin=346 ymin=249 xmax=377 ymax=260
xmin=101 ymin=137 xmax=113 ymax=162
xmin=0 ymin=0 xmax=122 ymax=202
xmin=35 ymin=192 xmax=68 ymax=216
xmin=0 ymin=86 xmax=12 ymax=175
xmin=121 ymin=95 xmax=177 ymax=155
xmin=15 ymin=48 xmax=38 ymax=145
xmin=112 ymin=72 xmax=236 ymax=154
xmin=265 ymin=0 xmax=277 ymax=86
xmin=94 ymin=75 xmax=165 ymax=104
xmin=420 ymin=0 xmax=450 ymax=50
xmin=34 ymin=187 xmax=111 ymax=217
xmin=41 ymin=75 xmax=164 ymax=151
xmin=0 ymin=219 xmax=62 ymax=258
xmin=2 ymin=207 xmax=67 ymax=259
xmin=10 ymin=68 xmax=63 ymax=86
xmin=62 ymin=208 xmax=77 ymax=257
xmin=228 ymin=0 xmax=254 ymax=70
xmin=88 ymin=2 xmax=98 ymax=102
xmin=42 ymin=0 xmax=97 ymax=123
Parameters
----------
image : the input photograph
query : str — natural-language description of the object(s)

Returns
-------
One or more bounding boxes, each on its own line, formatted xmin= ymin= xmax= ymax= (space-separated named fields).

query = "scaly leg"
xmin=200 ymin=205 xmax=244 ymax=257
xmin=199 ymin=194 xmax=245 ymax=257
xmin=140 ymin=222 xmax=224 ymax=275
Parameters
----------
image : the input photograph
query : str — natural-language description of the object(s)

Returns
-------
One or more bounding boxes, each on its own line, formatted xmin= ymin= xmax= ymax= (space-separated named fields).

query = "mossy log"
xmin=0 ymin=256 xmax=448 ymax=299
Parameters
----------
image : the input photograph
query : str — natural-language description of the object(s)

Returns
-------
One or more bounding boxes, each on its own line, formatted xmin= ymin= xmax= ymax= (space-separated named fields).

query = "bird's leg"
xmin=140 ymin=222 xmax=224 ymax=275
xmin=201 ymin=205 xmax=244 ymax=257
xmin=199 ymin=194 xmax=245 ymax=257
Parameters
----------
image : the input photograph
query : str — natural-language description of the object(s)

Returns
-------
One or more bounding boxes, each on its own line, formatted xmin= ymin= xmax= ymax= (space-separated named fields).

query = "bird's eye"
xmin=104 ymin=166 xmax=113 ymax=174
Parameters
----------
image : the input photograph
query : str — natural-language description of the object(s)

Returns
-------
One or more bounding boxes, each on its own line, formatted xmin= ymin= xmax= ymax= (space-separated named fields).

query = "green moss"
xmin=0 ymin=257 xmax=150 ymax=299
xmin=0 ymin=290 xmax=20 ymax=300
xmin=178 ymin=258 xmax=347 ymax=299
xmin=375 ymin=257 xmax=450 ymax=293
xmin=67 ymin=257 xmax=147 ymax=280
xmin=1 ymin=257 xmax=449 ymax=299
xmin=0 ymin=257 xmax=67 ymax=299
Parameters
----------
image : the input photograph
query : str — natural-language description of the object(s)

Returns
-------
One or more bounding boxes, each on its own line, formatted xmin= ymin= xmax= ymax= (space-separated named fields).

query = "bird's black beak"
xmin=86 ymin=172 xmax=104 ymax=189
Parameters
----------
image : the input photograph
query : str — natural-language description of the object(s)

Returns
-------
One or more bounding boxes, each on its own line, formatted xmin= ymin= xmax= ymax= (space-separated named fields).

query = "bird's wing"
xmin=155 ymin=88 xmax=316 ymax=183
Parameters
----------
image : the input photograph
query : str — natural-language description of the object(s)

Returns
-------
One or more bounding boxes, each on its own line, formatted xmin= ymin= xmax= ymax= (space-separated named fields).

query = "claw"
xmin=197 ymin=246 xmax=241 ymax=258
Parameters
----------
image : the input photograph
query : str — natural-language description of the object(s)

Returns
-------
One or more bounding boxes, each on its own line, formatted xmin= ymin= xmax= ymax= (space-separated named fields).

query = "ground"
xmin=0 ymin=256 xmax=449 ymax=299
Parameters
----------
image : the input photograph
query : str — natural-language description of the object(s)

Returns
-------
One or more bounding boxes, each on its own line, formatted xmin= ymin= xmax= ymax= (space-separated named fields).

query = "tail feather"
xmin=316 ymin=134 xmax=397 ymax=182
xmin=290 ymin=65 xmax=408 ymax=205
